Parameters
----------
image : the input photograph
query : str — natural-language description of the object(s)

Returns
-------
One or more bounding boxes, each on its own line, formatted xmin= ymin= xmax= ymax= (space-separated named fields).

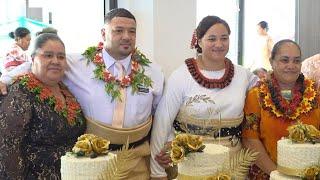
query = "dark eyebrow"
xmin=208 ymin=34 xmax=229 ymax=38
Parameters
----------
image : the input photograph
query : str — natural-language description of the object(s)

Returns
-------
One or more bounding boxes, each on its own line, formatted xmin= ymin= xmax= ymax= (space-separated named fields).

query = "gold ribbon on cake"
xmin=278 ymin=165 xmax=320 ymax=179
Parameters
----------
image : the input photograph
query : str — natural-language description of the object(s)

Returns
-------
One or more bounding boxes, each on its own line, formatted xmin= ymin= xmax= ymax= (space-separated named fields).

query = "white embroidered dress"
xmin=150 ymin=59 xmax=258 ymax=177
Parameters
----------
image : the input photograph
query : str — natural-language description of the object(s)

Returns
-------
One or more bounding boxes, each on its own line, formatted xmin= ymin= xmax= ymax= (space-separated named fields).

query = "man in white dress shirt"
xmin=0 ymin=8 xmax=164 ymax=179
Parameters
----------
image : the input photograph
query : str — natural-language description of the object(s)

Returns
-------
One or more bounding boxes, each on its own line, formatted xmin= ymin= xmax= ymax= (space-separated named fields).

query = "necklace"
xmin=18 ymin=73 xmax=84 ymax=126
xmin=185 ymin=58 xmax=234 ymax=89
xmin=82 ymin=42 xmax=153 ymax=101
xmin=259 ymin=73 xmax=317 ymax=120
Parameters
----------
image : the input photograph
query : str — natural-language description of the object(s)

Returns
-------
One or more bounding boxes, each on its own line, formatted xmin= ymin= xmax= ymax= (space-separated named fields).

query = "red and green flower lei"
xmin=18 ymin=73 xmax=84 ymax=126
xmin=82 ymin=42 xmax=153 ymax=101
xmin=259 ymin=73 xmax=317 ymax=120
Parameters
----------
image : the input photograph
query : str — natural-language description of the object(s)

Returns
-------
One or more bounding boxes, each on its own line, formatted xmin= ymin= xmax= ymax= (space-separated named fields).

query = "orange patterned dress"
xmin=242 ymin=77 xmax=320 ymax=179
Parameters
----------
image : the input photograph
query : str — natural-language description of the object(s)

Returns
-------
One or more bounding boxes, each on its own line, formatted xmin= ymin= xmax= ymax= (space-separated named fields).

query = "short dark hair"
xmin=195 ymin=16 xmax=231 ymax=53
xmin=270 ymin=39 xmax=301 ymax=60
xmin=31 ymin=33 xmax=65 ymax=56
xmin=8 ymin=27 xmax=30 ymax=40
xmin=104 ymin=8 xmax=136 ymax=24
xmin=257 ymin=21 xmax=269 ymax=31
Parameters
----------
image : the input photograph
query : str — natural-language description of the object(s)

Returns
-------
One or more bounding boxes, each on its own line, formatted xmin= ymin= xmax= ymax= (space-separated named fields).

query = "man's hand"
xmin=0 ymin=81 xmax=7 ymax=95
xmin=155 ymin=142 xmax=172 ymax=168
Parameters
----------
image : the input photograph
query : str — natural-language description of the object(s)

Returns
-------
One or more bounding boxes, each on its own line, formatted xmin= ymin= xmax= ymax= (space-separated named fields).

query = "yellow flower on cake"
xmin=91 ymin=137 xmax=110 ymax=154
xmin=72 ymin=139 xmax=93 ymax=155
xmin=174 ymin=133 xmax=189 ymax=147
xmin=187 ymin=134 xmax=203 ymax=151
xmin=302 ymin=165 xmax=320 ymax=179
xmin=287 ymin=124 xmax=306 ymax=143
xmin=170 ymin=144 xmax=185 ymax=164
xmin=77 ymin=134 xmax=97 ymax=141
xmin=306 ymin=125 xmax=320 ymax=139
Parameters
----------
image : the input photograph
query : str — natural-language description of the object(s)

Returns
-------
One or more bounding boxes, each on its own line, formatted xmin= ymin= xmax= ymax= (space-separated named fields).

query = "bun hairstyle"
xmin=257 ymin=21 xmax=269 ymax=32
xmin=36 ymin=27 xmax=58 ymax=36
xmin=8 ymin=27 xmax=30 ymax=40
xmin=191 ymin=16 xmax=231 ymax=53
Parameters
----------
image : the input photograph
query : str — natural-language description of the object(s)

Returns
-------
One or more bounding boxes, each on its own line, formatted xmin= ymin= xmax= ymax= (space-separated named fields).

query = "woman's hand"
xmin=155 ymin=142 xmax=172 ymax=168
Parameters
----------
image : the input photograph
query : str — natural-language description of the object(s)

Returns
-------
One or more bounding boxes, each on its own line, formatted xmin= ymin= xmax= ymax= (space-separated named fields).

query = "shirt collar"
xmin=103 ymin=49 xmax=131 ymax=71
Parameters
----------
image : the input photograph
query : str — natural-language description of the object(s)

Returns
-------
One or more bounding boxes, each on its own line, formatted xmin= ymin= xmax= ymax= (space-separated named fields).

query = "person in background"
xmin=36 ymin=27 xmax=58 ymax=36
xmin=0 ymin=8 xmax=164 ymax=179
xmin=253 ymin=67 xmax=268 ymax=80
xmin=242 ymin=39 xmax=320 ymax=179
xmin=0 ymin=33 xmax=86 ymax=179
xmin=255 ymin=21 xmax=273 ymax=71
xmin=301 ymin=53 xmax=320 ymax=87
xmin=3 ymin=27 xmax=31 ymax=72
xmin=150 ymin=15 xmax=258 ymax=179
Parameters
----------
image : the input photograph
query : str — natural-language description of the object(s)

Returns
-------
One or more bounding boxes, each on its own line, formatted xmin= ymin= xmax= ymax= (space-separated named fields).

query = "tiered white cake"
xmin=178 ymin=144 xmax=230 ymax=177
xmin=270 ymin=139 xmax=320 ymax=179
xmin=61 ymin=153 xmax=116 ymax=180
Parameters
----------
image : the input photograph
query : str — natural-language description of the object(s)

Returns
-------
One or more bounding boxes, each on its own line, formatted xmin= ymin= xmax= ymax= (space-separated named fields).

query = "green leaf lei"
xmin=82 ymin=42 xmax=153 ymax=101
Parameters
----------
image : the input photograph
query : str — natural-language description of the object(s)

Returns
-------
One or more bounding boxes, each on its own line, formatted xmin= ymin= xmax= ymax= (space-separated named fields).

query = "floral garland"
xmin=18 ymin=73 xmax=84 ymax=126
xmin=82 ymin=42 xmax=153 ymax=101
xmin=259 ymin=73 xmax=317 ymax=120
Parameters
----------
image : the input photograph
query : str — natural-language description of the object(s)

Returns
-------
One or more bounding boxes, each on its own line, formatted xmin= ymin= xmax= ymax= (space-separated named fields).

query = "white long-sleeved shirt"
xmin=150 ymin=62 xmax=258 ymax=177
xmin=0 ymin=49 xmax=165 ymax=128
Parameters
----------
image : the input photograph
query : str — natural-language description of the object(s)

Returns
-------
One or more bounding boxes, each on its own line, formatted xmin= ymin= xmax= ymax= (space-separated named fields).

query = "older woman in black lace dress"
xmin=0 ymin=33 xmax=86 ymax=179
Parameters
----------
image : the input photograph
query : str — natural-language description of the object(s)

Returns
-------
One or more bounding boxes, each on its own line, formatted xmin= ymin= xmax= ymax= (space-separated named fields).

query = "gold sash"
xmin=86 ymin=116 xmax=152 ymax=144
xmin=86 ymin=117 xmax=152 ymax=180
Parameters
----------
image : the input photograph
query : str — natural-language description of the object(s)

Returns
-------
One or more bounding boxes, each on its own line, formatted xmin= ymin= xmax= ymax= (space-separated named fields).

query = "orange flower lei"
xmin=259 ymin=76 xmax=317 ymax=120
xmin=18 ymin=73 xmax=84 ymax=126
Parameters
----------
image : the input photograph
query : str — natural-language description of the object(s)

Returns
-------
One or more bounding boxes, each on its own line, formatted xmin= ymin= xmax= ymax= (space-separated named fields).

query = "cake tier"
xmin=61 ymin=153 xmax=116 ymax=180
xmin=270 ymin=170 xmax=300 ymax=180
xmin=277 ymin=139 xmax=320 ymax=176
xmin=178 ymin=144 xmax=229 ymax=176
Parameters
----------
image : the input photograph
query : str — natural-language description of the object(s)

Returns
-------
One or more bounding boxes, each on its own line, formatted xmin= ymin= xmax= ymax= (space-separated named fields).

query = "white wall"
xmin=154 ymin=0 xmax=196 ymax=78
xmin=297 ymin=0 xmax=320 ymax=59
xmin=49 ymin=0 xmax=104 ymax=53
xmin=118 ymin=0 xmax=155 ymax=61
xmin=118 ymin=0 xmax=196 ymax=78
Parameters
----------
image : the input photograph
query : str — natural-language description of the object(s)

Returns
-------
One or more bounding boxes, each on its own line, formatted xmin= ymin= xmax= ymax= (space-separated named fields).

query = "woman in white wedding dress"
xmin=149 ymin=15 xmax=258 ymax=179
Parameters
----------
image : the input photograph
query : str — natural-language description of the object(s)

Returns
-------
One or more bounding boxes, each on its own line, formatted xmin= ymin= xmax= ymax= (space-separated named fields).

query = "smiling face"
xmin=271 ymin=42 xmax=302 ymax=87
xmin=198 ymin=23 xmax=229 ymax=62
xmin=32 ymin=40 xmax=67 ymax=86
xmin=101 ymin=17 xmax=136 ymax=60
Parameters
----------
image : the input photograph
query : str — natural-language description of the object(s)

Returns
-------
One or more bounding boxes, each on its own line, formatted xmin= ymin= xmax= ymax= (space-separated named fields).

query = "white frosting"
xmin=270 ymin=170 xmax=300 ymax=180
xmin=61 ymin=153 xmax=116 ymax=180
xmin=277 ymin=139 xmax=320 ymax=170
xmin=178 ymin=144 xmax=229 ymax=176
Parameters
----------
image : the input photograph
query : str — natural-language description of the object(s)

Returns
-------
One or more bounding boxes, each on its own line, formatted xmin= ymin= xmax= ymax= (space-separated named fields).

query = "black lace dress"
xmin=0 ymin=81 xmax=86 ymax=180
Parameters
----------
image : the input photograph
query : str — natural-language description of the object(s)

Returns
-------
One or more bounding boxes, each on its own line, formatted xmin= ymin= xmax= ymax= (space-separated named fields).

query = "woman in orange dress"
xmin=242 ymin=39 xmax=320 ymax=179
